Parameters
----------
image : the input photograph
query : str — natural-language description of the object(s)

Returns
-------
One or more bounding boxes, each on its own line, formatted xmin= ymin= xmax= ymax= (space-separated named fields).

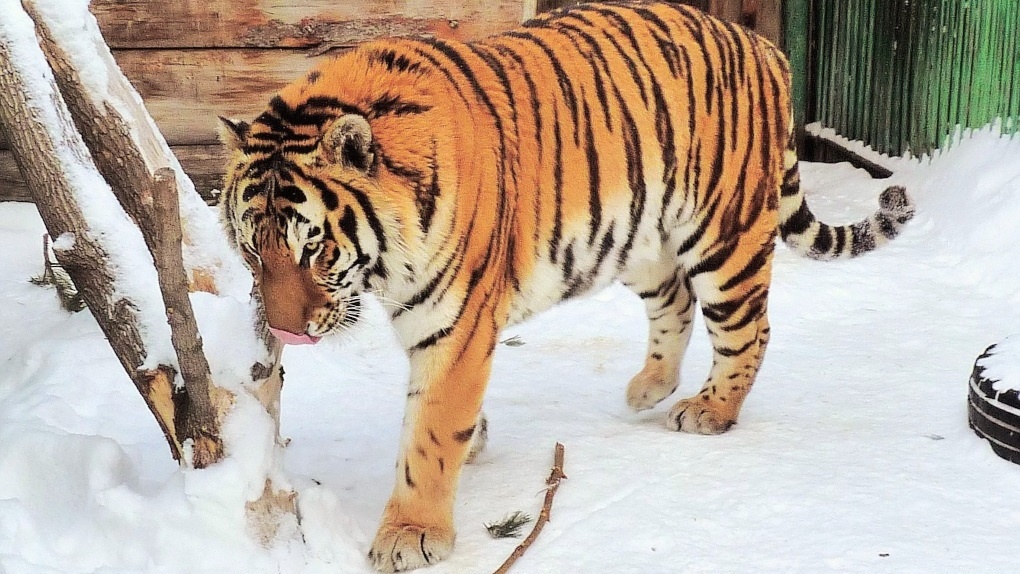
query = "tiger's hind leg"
xmin=668 ymin=234 xmax=775 ymax=434
xmin=624 ymin=268 xmax=697 ymax=411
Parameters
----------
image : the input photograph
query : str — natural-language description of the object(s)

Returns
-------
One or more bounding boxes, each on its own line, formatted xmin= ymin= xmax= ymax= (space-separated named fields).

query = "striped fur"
xmin=218 ymin=2 xmax=913 ymax=570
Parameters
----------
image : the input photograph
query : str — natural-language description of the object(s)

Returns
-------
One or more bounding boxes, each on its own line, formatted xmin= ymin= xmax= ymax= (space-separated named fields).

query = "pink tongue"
xmin=269 ymin=327 xmax=321 ymax=346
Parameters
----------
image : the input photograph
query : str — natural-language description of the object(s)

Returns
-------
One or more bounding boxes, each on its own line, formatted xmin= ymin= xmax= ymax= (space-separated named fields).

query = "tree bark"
xmin=1 ymin=0 xmax=295 ymax=544
xmin=0 ymin=12 xmax=188 ymax=461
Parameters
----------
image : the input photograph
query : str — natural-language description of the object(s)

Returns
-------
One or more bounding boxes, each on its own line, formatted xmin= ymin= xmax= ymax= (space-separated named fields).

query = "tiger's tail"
xmin=778 ymin=137 xmax=915 ymax=260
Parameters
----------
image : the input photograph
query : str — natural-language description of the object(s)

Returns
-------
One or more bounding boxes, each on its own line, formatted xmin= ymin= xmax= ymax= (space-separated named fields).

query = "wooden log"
xmin=91 ymin=0 xmax=528 ymax=49
xmin=2 ymin=144 xmax=226 ymax=203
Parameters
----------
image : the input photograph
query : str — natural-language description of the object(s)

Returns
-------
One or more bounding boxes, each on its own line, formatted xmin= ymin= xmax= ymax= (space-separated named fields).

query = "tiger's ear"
xmin=322 ymin=114 xmax=374 ymax=172
xmin=218 ymin=116 xmax=251 ymax=151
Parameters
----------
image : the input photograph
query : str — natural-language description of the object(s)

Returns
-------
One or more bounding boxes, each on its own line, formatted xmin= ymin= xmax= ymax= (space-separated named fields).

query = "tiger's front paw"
xmin=626 ymin=366 xmax=678 ymax=411
xmin=368 ymin=522 xmax=454 ymax=572
xmin=667 ymin=396 xmax=736 ymax=434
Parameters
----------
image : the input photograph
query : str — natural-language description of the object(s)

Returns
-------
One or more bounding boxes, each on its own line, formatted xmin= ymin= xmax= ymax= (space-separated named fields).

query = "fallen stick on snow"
xmin=492 ymin=442 xmax=567 ymax=574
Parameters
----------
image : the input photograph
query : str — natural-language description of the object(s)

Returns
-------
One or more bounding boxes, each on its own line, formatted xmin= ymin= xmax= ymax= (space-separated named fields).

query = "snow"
xmin=3 ymin=126 xmax=1020 ymax=573
xmin=979 ymin=335 xmax=1020 ymax=394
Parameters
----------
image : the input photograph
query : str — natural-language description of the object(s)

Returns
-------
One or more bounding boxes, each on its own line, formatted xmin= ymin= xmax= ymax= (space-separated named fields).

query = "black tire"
xmin=969 ymin=342 xmax=1020 ymax=465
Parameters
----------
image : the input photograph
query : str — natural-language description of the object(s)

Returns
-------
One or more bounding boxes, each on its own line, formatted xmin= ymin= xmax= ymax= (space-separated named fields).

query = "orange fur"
xmin=218 ymin=2 xmax=912 ymax=570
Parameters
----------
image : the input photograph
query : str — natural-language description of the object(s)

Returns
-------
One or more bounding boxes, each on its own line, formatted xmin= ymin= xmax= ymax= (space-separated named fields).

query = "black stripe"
xmin=704 ymin=102 xmax=728 ymax=196
xmin=701 ymin=298 xmax=742 ymax=324
xmin=453 ymin=425 xmax=476 ymax=443
xmin=875 ymin=212 xmax=899 ymax=238
xmin=588 ymin=8 xmax=676 ymax=243
xmin=466 ymin=43 xmax=520 ymax=189
xmin=749 ymin=39 xmax=775 ymax=176
xmin=781 ymin=165 xmax=800 ymax=197
xmin=280 ymin=141 xmax=319 ymax=155
xmin=369 ymin=93 xmax=432 ymax=117
xmin=369 ymin=49 xmax=426 ymax=75
xmin=716 ymin=339 xmax=756 ymax=357
xmin=245 ymin=155 xmax=284 ymax=180
xmin=590 ymin=9 xmax=650 ymax=107
xmin=554 ymin=19 xmax=614 ymax=130
xmin=337 ymin=205 xmax=364 ymax=259
xmin=780 ymin=200 xmax=813 ymax=238
xmin=688 ymin=241 xmax=734 ymax=278
xmin=717 ymin=294 xmax=766 ymax=333
xmin=504 ymin=31 xmax=581 ymax=144
xmin=241 ymin=180 xmax=267 ymax=202
xmin=276 ymin=184 xmax=306 ymax=204
xmin=614 ymin=90 xmax=647 ymax=269
xmin=593 ymin=221 xmax=616 ymax=270
xmin=675 ymin=200 xmax=715 ymax=256
xmin=411 ymin=326 xmax=454 ymax=352
xmin=270 ymin=96 xmax=343 ymax=127
xmin=562 ymin=242 xmax=576 ymax=281
xmin=491 ymin=43 xmax=545 ymax=159
xmin=419 ymin=40 xmax=510 ymax=285
xmin=300 ymin=96 xmax=367 ymax=117
xmin=253 ymin=110 xmax=294 ymax=136
xmin=631 ymin=6 xmax=684 ymax=77
xmin=850 ymin=222 xmax=877 ymax=255
xmin=395 ymin=243 xmax=462 ymax=317
xmin=421 ymin=146 xmax=440 ymax=232
xmin=833 ymin=225 xmax=847 ymax=255
xmin=410 ymin=44 xmax=478 ymax=111
xmin=334 ymin=178 xmax=388 ymax=253
xmin=811 ymin=225 xmax=834 ymax=255
xmin=379 ymin=151 xmax=426 ymax=183
xmin=298 ymin=172 xmax=340 ymax=211
xmin=549 ymin=105 xmax=564 ymax=262
xmin=581 ymin=99 xmax=603 ymax=246
xmin=720 ymin=243 xmax=771 ymax=291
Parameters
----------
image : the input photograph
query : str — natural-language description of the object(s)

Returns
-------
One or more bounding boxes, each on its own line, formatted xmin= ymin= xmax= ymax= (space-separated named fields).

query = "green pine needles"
xmin=485 ymin=511 xmax=533 ymax=539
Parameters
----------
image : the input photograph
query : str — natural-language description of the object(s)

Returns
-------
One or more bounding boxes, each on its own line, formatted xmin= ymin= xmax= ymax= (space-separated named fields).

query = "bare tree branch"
xmin=492 ymin=443 xmax=567 ymax=574
xmin=151 ymin=168 xmax=226 ymax=466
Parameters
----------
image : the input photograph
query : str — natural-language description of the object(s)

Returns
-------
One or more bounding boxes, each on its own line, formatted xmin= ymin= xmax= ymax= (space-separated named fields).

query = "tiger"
xmin=217 ymin=1 xmax=914 ymax=570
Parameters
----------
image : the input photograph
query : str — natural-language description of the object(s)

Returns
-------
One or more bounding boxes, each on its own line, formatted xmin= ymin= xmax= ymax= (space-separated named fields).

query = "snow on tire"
xmin=969 ymin=338 xmax=1020 ymax=465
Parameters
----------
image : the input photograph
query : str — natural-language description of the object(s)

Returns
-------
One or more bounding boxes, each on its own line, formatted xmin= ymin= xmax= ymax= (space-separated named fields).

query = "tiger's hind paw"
xmin=368 ymin=522 xmax=454 ymax=572
xmin=667 ymin=396 xmax=736 ymax=434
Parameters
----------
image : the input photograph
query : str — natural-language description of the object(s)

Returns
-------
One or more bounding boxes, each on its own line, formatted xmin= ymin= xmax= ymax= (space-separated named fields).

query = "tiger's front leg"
xmin=368 ymin=323 xmax=495 ymax=572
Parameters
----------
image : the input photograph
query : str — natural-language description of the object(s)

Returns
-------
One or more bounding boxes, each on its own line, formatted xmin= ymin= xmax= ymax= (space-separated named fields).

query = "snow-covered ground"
xmin=2 ymin=128 xmax=1020 ymax=573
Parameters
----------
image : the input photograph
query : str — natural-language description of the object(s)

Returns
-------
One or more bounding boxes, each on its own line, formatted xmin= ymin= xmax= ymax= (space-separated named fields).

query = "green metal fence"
xmin=810 ymin=0 xmax=1020 ymax=156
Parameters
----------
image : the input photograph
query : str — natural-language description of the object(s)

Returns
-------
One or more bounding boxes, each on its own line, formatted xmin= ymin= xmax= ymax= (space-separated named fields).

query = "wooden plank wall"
xmin=1 ymin=0 xmax=784 ymax=203
xmin=0 ymin=0 xmax=528 ymax=202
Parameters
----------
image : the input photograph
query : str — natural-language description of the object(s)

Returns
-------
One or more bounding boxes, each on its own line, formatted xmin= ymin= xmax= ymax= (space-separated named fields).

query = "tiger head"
xmin=218 ymin=111 xmax=396 ymax=344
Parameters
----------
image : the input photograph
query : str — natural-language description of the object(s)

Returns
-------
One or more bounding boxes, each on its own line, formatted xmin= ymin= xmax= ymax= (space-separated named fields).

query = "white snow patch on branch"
xmin=51 ymin=232 xmax=76 ymax=251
